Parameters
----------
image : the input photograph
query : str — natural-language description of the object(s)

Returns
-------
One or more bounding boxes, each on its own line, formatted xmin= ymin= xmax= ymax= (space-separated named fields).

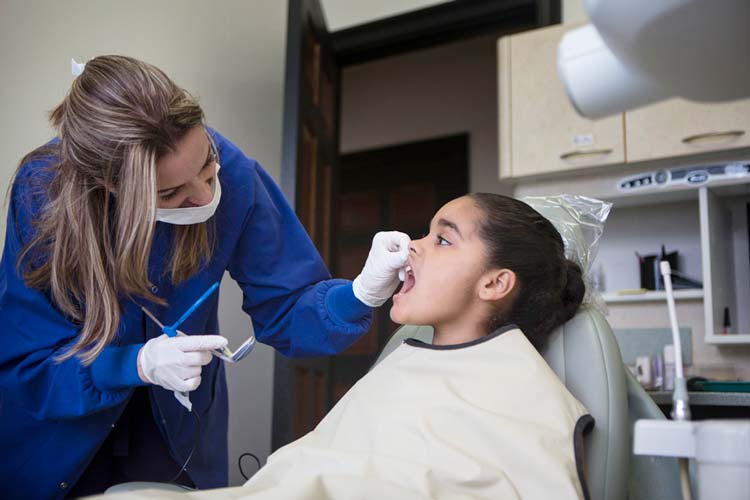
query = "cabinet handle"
xmin=559 ymin=148 xmax=613 ymax=161
xmin=682 ymin=130 xmax=745 ymax=144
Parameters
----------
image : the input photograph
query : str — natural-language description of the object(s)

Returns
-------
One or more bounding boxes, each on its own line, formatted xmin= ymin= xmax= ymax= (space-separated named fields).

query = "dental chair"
xmin=374 ymin=309 xmax=682 ymax=500
xmin=107 ymin=308 xmax=682 ymax=499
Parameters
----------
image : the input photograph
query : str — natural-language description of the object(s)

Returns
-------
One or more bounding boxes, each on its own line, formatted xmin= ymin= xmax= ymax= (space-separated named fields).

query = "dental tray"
xmin=693 ymin=381 xmax=750 ymax=393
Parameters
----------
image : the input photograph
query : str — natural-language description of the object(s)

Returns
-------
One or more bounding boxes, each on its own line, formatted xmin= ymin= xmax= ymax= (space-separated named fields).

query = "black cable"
xmin=169 ymin=409 xmax=201 ymax=486
xmin=238 ymin=452 xmax=262 ymax=480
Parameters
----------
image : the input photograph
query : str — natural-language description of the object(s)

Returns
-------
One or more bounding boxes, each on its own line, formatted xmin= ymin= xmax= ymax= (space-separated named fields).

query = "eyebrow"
xmin=437 ymin=218 xmax=463 ymax=239
xmin=158 ymin=145 xmax=213 ymax=194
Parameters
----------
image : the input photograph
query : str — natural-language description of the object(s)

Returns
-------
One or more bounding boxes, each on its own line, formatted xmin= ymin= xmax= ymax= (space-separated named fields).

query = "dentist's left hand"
xmin=352 ymin=231 xmax=411 ymax=307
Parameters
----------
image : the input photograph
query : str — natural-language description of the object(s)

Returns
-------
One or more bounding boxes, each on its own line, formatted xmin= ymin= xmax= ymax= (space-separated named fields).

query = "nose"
xmin=409 ymin=237 xmax=424 ymax=256
xmin=184 ymin=178 xmax=213 ymax=207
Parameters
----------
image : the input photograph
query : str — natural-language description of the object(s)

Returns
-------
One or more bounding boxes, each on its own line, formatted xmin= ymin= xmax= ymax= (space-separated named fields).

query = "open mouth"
xmin=399 ymin=265 xmax=416 ymax=295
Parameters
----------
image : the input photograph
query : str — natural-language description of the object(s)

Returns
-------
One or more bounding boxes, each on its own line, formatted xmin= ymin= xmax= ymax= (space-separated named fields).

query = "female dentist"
xmin=0 ymin=55 xmax=408 ymax=499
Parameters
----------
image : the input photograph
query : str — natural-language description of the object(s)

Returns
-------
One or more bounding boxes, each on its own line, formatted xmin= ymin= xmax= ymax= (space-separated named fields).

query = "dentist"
xmin=0 ymin=55 xmax=409 ymax=498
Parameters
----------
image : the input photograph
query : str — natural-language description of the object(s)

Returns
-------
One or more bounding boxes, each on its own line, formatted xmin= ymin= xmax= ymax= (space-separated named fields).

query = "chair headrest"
xmin=522 ymin=195 xmax=612 ymax=314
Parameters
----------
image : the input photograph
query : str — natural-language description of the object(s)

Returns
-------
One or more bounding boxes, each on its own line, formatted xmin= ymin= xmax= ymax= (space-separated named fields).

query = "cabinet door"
xmin=499 ymin=24 xmax=625 ymax=179
xmin=626 ymin=98 xmax=750 ymax=163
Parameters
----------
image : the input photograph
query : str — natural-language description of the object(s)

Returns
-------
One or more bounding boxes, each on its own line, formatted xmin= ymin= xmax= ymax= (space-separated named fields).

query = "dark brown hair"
xmin=469 ymin=193 xmax=585 ymax=351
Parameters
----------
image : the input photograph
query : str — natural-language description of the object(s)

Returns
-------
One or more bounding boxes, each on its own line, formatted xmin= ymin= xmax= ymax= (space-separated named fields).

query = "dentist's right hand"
xmin=137 ymin=334 xmax=228 ymax=392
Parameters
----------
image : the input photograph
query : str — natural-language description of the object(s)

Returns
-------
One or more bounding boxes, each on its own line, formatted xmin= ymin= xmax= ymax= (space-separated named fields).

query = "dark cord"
xmin=169 ymin=409 xmax=201 ymax=486
xmin=238 ymin=452 xmax=262 ymax=480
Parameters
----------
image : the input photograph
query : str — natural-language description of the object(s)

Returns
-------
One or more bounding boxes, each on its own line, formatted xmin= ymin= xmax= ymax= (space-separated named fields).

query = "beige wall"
xmin=562 ymin=0 xmax=588 ymax=23
xmin=340 ymin=34 xmax=507 ymax=195
xmin=0 ymin=0 xmax=287 ymax=485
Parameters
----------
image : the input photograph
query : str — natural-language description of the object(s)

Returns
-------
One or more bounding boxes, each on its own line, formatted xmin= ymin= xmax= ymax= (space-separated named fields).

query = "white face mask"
xmin=155 ymin=164 xmax=222 ymax=225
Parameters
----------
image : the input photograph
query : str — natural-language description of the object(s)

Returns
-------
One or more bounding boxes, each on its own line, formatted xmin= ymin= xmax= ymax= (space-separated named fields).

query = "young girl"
xmin=102 ymin=193 xmax=590 ymax=500
xmin=391 ymin=193 xmax=584 ymax=350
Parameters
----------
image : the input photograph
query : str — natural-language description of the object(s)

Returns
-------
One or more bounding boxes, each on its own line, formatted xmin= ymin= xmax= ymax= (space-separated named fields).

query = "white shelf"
xmin=604 ymin=289 xmax=704 ymax=303
xmin=705 ymin=334 xmax=750 ymax=345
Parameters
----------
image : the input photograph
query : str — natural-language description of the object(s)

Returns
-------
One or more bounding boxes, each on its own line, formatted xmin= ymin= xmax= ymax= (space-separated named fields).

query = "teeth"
xmin=399 ymin=265 xmax=413 ymax=282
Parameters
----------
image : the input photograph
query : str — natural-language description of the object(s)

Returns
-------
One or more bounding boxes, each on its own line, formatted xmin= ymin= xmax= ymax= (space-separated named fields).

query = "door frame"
xmin=332 ymin=0 xmax=561 ymax=66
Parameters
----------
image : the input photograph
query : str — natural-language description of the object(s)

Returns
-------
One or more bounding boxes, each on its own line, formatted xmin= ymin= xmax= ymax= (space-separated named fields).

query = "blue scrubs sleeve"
xmin=0 ymin=179 xmax=145 ymax=421
xmin=226 ymin=163 xmax=371 ymax=357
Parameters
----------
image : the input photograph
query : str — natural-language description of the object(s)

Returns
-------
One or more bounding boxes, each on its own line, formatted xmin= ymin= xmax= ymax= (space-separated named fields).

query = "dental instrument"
xmin=143 ymin=280 xmax=214 ymax=411
xmin=141 ymin=282 xmax=255 ymax=363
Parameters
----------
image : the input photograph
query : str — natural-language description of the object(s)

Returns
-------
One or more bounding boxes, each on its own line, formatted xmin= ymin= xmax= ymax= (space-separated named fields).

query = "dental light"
xmin=557 ymin=0 xmax=750 ymax=119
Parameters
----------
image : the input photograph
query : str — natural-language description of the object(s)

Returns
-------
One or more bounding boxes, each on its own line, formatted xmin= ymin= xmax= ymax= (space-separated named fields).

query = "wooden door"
xmin=498 ymin=24 xmax=626 ymax=178
xmin=274 ymin=0 xmax=340 ymax=450
xmin=329 ymin=135 xmax=469 ymax=404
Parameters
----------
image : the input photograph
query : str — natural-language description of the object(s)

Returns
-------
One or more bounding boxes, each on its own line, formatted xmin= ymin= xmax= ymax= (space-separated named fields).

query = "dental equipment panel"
xmin=618 ymin=162 xmax=750 ymax=193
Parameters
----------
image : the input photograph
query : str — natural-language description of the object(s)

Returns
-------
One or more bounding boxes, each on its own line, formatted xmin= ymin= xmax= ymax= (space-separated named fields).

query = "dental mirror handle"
xmin=169 ymin=281 xmax=220 ymax=332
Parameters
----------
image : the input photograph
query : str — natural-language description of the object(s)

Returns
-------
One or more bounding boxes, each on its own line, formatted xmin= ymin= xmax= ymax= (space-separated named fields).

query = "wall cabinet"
xmin=499 ymin=25 xmax=750 ymax=179
xmin=626 ymin=99 xmax=750 ymax=163
xmin=498 ymin=24 xmax=625 ymax=178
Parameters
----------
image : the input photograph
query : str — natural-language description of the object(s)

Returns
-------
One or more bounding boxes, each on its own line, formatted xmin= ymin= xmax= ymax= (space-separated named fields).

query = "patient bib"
xmin=244 ymin=325 xmax=590 ymax=500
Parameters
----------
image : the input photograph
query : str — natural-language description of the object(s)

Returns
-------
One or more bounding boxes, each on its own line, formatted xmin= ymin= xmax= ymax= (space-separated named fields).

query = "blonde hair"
xmin=14 ymin=55 xmax=213 ymax=364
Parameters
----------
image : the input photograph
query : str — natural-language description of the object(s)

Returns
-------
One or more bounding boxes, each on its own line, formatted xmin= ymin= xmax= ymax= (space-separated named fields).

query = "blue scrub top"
xmin=0 ymin=129 xmax=372 ymax=499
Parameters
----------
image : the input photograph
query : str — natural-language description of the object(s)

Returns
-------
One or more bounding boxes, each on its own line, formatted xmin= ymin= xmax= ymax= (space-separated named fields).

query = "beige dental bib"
xmin=99 ymin=327 xmax=589 ymax=500
xmin=239 ymin=326 xmax=590 ymax=500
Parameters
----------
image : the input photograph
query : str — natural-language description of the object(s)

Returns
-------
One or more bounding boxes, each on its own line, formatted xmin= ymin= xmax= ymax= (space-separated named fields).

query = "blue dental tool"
xmin=161 ymin=281 xmax=220 ymax=337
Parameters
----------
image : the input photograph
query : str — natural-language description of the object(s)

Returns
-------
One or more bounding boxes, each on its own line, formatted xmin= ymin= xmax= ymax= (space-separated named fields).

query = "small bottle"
xmin=652 ymin=352 xmax=664 ymax=390
xmin=722 ymin=307 xmax=731 ymax=335
xmin=663 ymin=344 xmax=675 ymax=391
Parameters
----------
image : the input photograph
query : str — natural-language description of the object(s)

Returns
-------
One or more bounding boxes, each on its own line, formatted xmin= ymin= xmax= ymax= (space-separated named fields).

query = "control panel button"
xmin=686 ymin=171 xmax=709 ymax=184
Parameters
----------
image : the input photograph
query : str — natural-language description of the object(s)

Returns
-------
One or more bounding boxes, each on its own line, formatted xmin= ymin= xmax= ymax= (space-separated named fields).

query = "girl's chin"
xmin=389 ymin=301 xmax=409 ymax=324
xmin=389 ymin=305 xmax=404 ymax=324
xmin=390 ymin=298 xmax=424 ymax=325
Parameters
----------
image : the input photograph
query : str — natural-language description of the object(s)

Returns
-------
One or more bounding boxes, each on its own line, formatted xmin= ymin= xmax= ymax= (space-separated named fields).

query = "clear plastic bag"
xmin=522 ymin=194 xmax=612 ymax=315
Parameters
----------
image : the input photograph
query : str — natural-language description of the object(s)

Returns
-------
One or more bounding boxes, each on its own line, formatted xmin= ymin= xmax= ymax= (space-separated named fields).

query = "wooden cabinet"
xmin=499 ymin=25 xmax=750 ymax=179
xmin=626 ymin=98 xmax=750 ymax=163
xmin=499 ymin=24 xmax=625 ymax=178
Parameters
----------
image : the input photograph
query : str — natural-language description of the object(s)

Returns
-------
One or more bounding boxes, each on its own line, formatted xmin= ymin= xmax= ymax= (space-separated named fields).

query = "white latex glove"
xmin=352 ymin=231 xmax=411 ymax=307
xmin=138 ymin=334 xmax=228 ymax=393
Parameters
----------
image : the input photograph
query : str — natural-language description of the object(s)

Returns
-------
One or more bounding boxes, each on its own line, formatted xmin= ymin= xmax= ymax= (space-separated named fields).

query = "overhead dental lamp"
xmin=557 ymin=0 xmax=750 ymax=119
